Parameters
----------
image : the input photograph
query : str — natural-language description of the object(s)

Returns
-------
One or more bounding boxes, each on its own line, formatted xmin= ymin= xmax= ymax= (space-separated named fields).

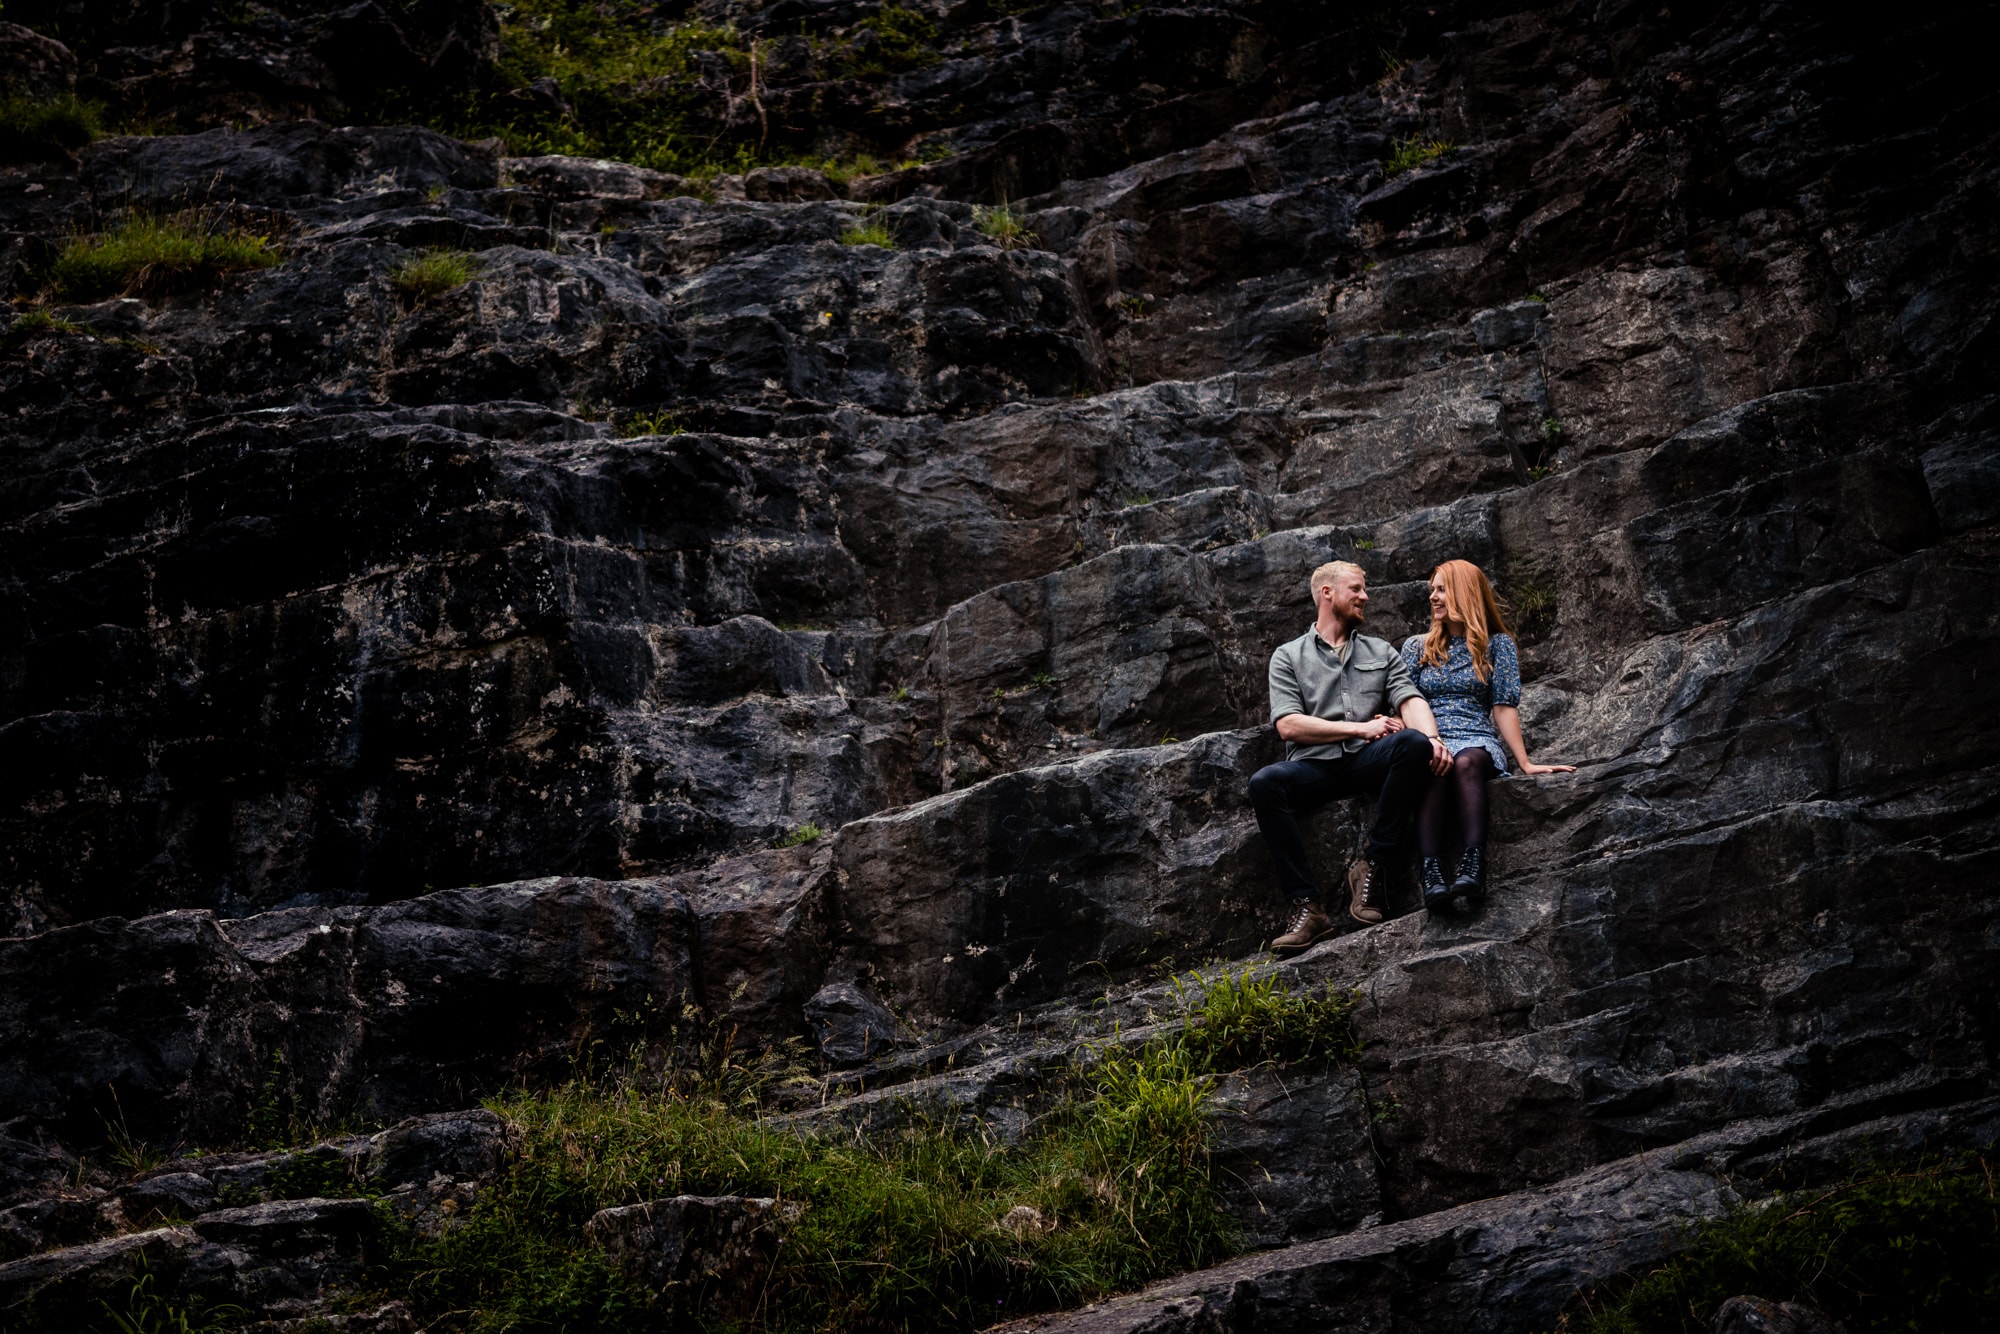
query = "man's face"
xmin=1321 ymin=571 xmax=1368 ymax=625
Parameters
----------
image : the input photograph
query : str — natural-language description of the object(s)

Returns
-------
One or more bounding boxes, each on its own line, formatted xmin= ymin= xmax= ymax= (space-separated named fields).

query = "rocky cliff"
xmin=2 ymin=0 xmax=1997 ymax=1329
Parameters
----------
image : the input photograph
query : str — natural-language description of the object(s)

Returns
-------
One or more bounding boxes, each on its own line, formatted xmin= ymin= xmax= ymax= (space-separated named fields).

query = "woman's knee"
xmin=1454 ymin=748 xmax=1493 ymax=777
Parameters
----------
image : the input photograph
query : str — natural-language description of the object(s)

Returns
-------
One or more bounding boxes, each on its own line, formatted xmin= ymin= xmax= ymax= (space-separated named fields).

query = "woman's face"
xmin=1428 ymin=574 xmax=1450 ymax=626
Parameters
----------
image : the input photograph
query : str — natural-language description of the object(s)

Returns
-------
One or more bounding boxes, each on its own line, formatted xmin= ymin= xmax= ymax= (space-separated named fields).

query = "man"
xmin=1250 ymin=560 xmax=1450 ymax=952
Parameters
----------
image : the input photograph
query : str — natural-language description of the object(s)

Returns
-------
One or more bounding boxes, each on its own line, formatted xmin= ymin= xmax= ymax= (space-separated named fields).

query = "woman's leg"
xmin=1417 ymin=765 xmax=1457 ymax=907
xmin=1417 ymin=766 xmax=1456 ymax=861
xmin=1452 ymin=747 xmax=1498 ymax=848
xmin=1450 ymin=748 xmax=1498 ymax=900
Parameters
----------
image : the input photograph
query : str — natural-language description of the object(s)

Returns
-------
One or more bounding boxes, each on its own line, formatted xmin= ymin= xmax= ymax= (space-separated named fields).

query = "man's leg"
xmin=1247 ymin=758 xmax=1347 ymax=901
xmin=1339 ymin=730 xmax=1435 ymax=923
xmin=1344 ymin=729 xmax=1435 ymax=861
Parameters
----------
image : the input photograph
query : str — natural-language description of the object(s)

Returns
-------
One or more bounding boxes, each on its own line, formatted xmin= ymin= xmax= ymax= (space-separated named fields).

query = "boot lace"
xmin=1358 ymin=861 xmax=1383 ymax=908
xmin=1286 ymin=900 xmax=1317 ymax=933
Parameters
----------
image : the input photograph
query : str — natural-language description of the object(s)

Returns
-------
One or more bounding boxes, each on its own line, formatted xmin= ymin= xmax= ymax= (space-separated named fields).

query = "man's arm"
xmin=1276 ymin=712 xmax=1399 ymax=744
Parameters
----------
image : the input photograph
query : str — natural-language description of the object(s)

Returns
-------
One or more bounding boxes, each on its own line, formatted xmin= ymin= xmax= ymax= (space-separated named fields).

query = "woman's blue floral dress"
xmin=1398 ymin=632 xmax=1521 ymax=774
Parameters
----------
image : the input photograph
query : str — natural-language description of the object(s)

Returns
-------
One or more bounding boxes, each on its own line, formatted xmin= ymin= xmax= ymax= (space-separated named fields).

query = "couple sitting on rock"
xmin=1250 ymin=558 xmax=1574 ymax=954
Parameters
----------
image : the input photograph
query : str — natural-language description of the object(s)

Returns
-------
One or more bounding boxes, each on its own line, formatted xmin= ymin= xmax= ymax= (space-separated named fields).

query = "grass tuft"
xmin=620 ymin=409 xmax=685 ymax=437
xmin=1384 ymin=134 xmax=1455 ymax=176
xmin=42 ymin=213 xmax=281 ymax=302
xmin=974 ymin=202 xmax=1036 ymax=251
xmin=0 ymin=93 xmax=103 ymax=163
xmin=1171 ymin=966 xmax=1361 ymax=1070
xmin=775 ymin=822 xmax=825 ymax=848
xmin=389 ymin=248 xmax=479 ymax=303
xmin=840 ymin=217 xmax=896 ymax=249
xmin=3 ymin=309 xmax=90 ymax=345
xmin=1558 ymin=1155 xmax=2000 ymax=1334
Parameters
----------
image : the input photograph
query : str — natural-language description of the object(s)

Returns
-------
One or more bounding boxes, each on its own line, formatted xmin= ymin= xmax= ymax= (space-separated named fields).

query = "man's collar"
xmin=1309 ymin=622 xmax=1358 ymax=652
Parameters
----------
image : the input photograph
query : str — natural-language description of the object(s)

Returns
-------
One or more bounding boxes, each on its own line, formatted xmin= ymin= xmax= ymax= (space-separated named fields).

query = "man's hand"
xmin=1354 ymin=714 xmax=1403 ymax=741
xmin=1427 ymin=735 xmax=1451 ymax=775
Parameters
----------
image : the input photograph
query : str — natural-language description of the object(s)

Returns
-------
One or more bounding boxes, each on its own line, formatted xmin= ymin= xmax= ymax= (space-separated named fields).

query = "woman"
xmin=1399 ymin=560 xmax=1574 ymax=914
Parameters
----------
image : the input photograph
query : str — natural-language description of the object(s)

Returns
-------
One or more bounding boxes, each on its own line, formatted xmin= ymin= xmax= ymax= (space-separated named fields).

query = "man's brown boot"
xmin=1347 ymin=856 xmax=1389 ymax=925
xmin=1271 ymin=899 xmax=1333 ymax=954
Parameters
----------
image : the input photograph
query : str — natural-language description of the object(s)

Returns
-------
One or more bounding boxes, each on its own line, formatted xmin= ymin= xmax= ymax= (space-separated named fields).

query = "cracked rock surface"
xmin=1 ymin=0 xmax=1996 ymax=1328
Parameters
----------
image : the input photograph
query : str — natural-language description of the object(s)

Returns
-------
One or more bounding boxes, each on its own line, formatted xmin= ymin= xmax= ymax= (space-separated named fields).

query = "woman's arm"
xmin=1492 ymin=705 xmax=1575 ymax=776
xmin=1396 ymin=694 xmax=1453 ymax=774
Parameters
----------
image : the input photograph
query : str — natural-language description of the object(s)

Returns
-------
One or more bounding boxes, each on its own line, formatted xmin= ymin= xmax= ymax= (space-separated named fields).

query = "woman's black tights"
xmin=1419 ymin=746 xmax=1496 ymax=858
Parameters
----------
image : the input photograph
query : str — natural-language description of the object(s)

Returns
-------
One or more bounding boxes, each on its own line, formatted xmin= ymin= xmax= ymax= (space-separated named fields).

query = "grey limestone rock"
xmin=1710 ymin=1297 xmax=1848 ymax=1334
xmin=804 ymin=982 xmax=909 ymax=1066
xmin=583 ymin=1195 xmax=800 ymax=1323
xmin=0 ymin=23 xmax=75 ymax=102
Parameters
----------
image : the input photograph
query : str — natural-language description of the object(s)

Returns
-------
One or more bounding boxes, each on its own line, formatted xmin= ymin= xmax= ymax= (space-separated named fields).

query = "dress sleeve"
xmin=1490 ymin=633 xmax=1522 ymax=709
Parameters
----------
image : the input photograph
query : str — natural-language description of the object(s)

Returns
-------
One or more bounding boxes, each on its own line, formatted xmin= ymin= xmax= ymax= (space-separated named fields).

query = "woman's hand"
xmin=1519 ymin=761 xmax=1576 ymax=776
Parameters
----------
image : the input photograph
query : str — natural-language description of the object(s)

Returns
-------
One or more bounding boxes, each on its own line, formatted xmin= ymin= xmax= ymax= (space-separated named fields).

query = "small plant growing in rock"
xmin=1116 ymin=292 xmax=1150 ymax=319
xmin=1354 ymin=538 xmax=1377 ymax=550
xmin=775 ymin=822 xmax=824 ymax=847
xmin=974 ymin=202 xmax=1035 ymax=251
xmin=1029 ymin=671 xmax=1056 ymax=691
xmin=43 ymin=212 xmax=282 ymax=302
xmin=1504 ymin=568 xmax=1556 ymax=643
xmin=889 ymin=685 xmax=912 ymax=703
xmin=1122 ymin=491 xmax=1154 ymax=508
xmin=390 ymin=248 xmax=479 ymax=303
xmin=1170 ymin=967 xmax=1361 ymax=1069
xmin=621 ymin=409 xmax=684 ymax=437
xmin=0 ymin=93 xmax=103 ymax=164
xmin=1383 ymin=134 xmax=1456 ymax=176
xmin=98 ymin=1269 xmax=244 ymax=1334
xmin=3 ymin=309 xmax=89 ymax=346
xmin=839 ymin=211 xmax=896 ymax=248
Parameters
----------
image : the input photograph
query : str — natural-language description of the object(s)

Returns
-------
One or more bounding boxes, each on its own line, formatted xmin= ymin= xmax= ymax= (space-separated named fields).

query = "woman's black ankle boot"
xmin=1451 ymin=846 xmax=1487 ymax=910
xmin=1420 ymin=857 xmax=1451 ymax=912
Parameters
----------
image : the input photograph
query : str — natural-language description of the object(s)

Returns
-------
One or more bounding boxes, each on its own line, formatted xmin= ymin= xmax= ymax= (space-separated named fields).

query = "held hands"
xmin=1355 ymin=714 xmax=1404 ymax=741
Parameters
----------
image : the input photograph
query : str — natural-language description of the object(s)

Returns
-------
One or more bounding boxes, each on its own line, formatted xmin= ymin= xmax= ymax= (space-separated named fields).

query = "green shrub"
xmin=385 ymin=1043 xmax=1225 ymax=1331
xmin=42 ymin=213 xmax=281 ymax=302
xmin=1560 ymin=1155 xmax=2000 ymax=1334
xmin=367 ymin=0 xmax=943 ymax=178
xmin=376 ymin=972 xmax=1357 ymax=1332
xmin=974 ymin=202 xmax=1036 ymax=250
xmin=842 ymin=4 xmax=942 ymax=78
xmin=389 ymin=248 xmax=478 ymax=303
xmin=0 ymin=93 xmax=103 ymax=163
xmin=1384 ymin=134 xmax=1455 ymax=176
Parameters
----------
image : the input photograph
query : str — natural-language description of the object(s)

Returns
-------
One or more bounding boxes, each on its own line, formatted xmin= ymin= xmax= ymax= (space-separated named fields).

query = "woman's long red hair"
xmin=1420 ymin=560 xmax=1512 ymax=682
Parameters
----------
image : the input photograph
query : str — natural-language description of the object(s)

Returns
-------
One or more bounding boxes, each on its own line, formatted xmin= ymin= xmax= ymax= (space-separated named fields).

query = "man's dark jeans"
xmin=1248 ymin=729 xmax=1433 ymax=902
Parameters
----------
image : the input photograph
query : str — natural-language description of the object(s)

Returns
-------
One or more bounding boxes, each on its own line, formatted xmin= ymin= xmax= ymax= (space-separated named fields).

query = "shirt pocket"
xmin=1346 ymin=647 xmax=1394 ymax=703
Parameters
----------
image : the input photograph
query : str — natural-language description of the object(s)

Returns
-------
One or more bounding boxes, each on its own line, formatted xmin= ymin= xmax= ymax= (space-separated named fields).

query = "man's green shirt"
xmin=1267 ymin=625 xmax=1420 ymax=760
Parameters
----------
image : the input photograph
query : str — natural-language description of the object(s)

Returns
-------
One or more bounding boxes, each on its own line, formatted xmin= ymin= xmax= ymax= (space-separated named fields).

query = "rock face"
xmin=2 ymin=0 xmax=1997 ymax=1329
xmin=584 ymin=1195 xmax=799 ymax=1324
